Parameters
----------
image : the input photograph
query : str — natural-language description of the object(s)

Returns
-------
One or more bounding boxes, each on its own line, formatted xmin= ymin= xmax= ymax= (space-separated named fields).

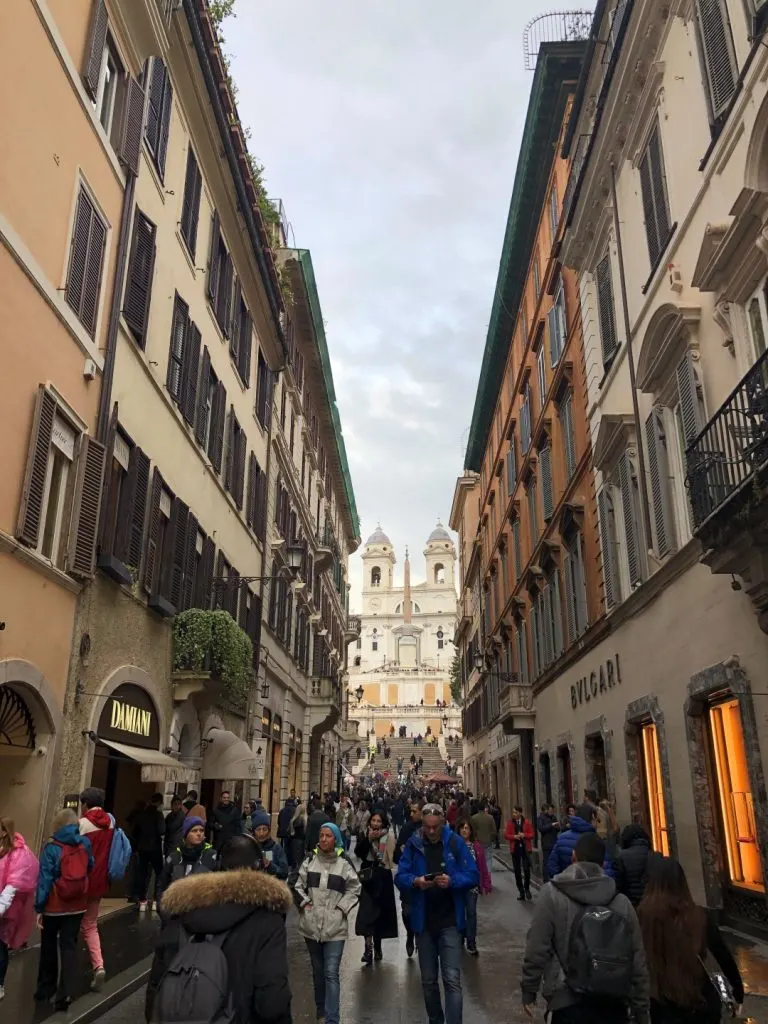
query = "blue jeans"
xmin=305 ymin=938 xmax=344 ymax=1024
xmin=464 ymin=890 xmax=478 ymax=946
xmin=416 ymin=926 xmax=463 ymax=1024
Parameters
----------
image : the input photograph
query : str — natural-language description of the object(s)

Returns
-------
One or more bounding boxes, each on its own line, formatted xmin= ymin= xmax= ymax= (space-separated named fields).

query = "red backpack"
xmin=53 ymin=841 xmax=89 ymax=903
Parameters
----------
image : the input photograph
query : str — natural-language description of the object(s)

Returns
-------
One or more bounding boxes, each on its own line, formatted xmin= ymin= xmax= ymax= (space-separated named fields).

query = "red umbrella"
xmin=425 ymin=772 xmax=455 ymax=785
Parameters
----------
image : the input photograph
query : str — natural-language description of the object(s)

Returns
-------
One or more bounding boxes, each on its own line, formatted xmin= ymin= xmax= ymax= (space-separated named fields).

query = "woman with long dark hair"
xmin=638 ymin=853 xmax=744 ymax=1022
xmin=355 ymin=809 xmax=398 ymax=964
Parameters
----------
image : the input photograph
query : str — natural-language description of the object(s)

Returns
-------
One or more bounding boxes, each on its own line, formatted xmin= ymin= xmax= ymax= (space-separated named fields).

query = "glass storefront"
xmin=641 ymin=723 xmax=669 ymax=856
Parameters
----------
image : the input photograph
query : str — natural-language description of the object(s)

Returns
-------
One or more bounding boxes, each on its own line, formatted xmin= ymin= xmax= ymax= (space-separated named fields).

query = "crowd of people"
xmin=0 ymin=780 xmax=747 ymax=1024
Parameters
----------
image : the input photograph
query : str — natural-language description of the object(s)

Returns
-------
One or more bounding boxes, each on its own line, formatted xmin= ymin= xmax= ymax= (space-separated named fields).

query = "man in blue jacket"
xmin=547 ymin=804 xmax=614 ymax=878
xmin=395 ymin=803 xmax=479 ymax=1024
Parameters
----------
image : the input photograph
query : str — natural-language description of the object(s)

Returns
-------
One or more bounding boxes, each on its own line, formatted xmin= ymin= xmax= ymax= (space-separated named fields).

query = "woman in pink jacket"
xmin=0 ymin=817 xmax=40 ymax=1001
xmin=457 ymin=821 xmax=492 ymax=955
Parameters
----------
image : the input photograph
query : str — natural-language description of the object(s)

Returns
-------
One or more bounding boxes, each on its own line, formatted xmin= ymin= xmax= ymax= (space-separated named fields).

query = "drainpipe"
xmin=96 ymin=172 xmax=136 ymax=443
xmin=610 ymin=161 xmax=653 ymax=552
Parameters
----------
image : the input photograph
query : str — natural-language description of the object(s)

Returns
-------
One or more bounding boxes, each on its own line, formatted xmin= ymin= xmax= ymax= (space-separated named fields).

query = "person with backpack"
xmin=78 ymin=787 xmax=115 ymax=992
xmin=615 ymin=823 xmax=653 ymax=907
xmin=277 ymin=797 xmax=296 ymax=865
xmin=637 ymin=854 xmax=743 ymax=1023
xmin=146 ymin=833 xmax=292 ymax=1024
xmin=155 ymin=817 xmax=217 ymax=910
xmin=547 ymin=803 xmax=614 ymax=878
xmin=521 ymin=832 xmax=649 ymax=1024
xmin=0 ymin=817 xmax=39 ymax=1002
xmin=34 ymin=807 xmax=94 ymax=1012
xmin=294 ymin=823 xmax=361 ymax=1024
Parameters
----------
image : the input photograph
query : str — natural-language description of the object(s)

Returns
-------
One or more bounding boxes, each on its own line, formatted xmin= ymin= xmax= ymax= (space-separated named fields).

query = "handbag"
xmin=699 ymin=955 xmax=737 ymax=1018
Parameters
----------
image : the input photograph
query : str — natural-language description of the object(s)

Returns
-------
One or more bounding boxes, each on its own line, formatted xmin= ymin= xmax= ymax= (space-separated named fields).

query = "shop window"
xmin=585 ymin=734 xmax=608 ymax=802
xmin=710 ymin=700 xmax=764 ymax=892
xmin=557 ymin=744 xmax=574 ymax=806
xmin=641 ymin=722 xmax=670 ymax=856
xmin=540 ymin=752 xmax=553 ymax=805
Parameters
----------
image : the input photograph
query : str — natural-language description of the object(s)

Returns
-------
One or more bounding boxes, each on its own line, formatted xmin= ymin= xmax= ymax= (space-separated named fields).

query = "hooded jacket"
xmin=294 ymin=848 xmax=361 ymax=943
xmin=35 ymin=824 xmax=94 ymax=915
xmin=156 ymin=841 xmax=218 ymax=909
xmin=260 ymin=836 xmax=289 ymax=881
xmin=211 ymin=801 xmax=243 ymax=849
xmin=521 ymin=861 xmax=649 ymax=1023
xmin=79 ymin=807 xmax=114 ymax=900
xmin=0 ymin=833 xmax=39 ymax=949
xmin=394 ymin=825 xmax=479 ymax=934
xmin=547 ymin=815 xmax=615 ymax=878
xmin=615 ymin=824 xmax=652 ymax=906
xmin=146 ymin=869 xmax=292 ymax=1024
xmin=164 ymin=808 xmax=186 ymax=856
xmin=276 ymin=800 xmax=296 ymax=839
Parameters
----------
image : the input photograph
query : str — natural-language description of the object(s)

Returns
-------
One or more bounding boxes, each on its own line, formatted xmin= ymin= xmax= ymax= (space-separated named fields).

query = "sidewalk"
xmin=4 ymin=904 xmax=159 ymax=1024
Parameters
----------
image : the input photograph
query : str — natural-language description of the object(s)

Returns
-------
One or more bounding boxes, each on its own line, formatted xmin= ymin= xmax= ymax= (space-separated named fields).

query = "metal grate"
xmin=0 ymin=687 xmax=36 ymax=750
xmin=523 ymin=10 xmax=594 ymax=70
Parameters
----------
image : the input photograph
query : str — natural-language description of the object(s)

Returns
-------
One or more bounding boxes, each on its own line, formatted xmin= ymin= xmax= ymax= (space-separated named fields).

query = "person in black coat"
xmin=616 ymin=823 xmax=653 ymax=906
xmin=210 ymin=791 xmax=243 ymax=852
xmin=536 ymin=804 xmax=561 ymax=883
xmin=355 ymin=810 xmax=398 ymax=964
xmin=305 ymin=799 xmax=327 ymax=854
xmin=163 ymin=796 xmax=186 ymax=858
xmin=393 ymin=801 xmax=422 ymax=958
xmin=276 ymin=798 xmax=296 ymax=865
xmin=145 ymin=834 xmax=292 ymax=1024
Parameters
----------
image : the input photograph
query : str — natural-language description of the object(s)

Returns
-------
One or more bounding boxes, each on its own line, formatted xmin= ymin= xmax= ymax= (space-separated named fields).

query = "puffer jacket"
xmin=615 ymin=824 xmax=652 ymax=906
xmin=547 ymin=816 xmax=614 ymax=878
xmin=156 ymin=842 xmax=218 ymax=909
xmin=294 ymin=849 xmax=361 ymax=943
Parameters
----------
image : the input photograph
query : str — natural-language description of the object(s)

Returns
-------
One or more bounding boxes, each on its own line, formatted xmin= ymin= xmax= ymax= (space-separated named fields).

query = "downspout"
xmin=96 ymin=172 xmax=136 ymax=443
xmin=610 ymin=161 xmax=653 ymax=552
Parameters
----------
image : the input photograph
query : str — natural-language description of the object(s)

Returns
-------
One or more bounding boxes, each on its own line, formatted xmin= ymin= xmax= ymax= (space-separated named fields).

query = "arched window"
xmin=434 ymin=563 xmax=445 ymax=585
xmin=371 ymin=566 xmax=381 ymax=587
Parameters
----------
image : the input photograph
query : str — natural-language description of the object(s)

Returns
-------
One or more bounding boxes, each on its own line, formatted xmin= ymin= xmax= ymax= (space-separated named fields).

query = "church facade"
xmin=348 ymin=524 xmax=462 ymax=741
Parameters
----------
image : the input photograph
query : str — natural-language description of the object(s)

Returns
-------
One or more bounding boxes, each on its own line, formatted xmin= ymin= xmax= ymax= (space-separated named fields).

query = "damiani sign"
xmin=569 ymin=654 xmax=622 ymax=709
xmin=110 ymin=699 xmax=152 ymax=737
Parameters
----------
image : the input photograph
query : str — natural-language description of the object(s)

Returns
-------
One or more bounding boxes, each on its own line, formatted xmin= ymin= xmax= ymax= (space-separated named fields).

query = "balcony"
xmin=345 ymin=615 xmax=362 ymax=644
xmin=308 ymin=675 xmax=343 ymax=737
xmin=499 ymin=681 xmax=535 ymax=734
xmin=314 ymin=525 xmax=336 ymax=572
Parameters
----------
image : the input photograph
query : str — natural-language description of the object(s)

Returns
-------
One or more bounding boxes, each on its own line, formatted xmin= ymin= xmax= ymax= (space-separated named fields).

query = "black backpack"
xmin=152 ymin=931 xmax=235 ymax=1023
xmin=565 ymin=896 xmax=635 ymax=1001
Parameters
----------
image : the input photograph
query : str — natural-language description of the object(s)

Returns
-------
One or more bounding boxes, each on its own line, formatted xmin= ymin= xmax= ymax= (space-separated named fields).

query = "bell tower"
xmin=424 ymin=520 xmax=456 ymax=590
xmin=361 ymin=525 xmax=396 ymax=603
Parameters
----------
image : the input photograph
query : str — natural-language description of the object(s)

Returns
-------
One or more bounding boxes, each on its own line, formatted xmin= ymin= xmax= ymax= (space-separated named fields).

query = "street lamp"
xmin=355 ymin=684 xmax=365 ymax=703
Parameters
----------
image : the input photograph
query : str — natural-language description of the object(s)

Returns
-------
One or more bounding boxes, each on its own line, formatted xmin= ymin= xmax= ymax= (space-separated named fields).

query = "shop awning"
xmin=96 ymin=737 xmax=198 ymax=785
xmin=202 ymin=728 xmax=265 ymax=781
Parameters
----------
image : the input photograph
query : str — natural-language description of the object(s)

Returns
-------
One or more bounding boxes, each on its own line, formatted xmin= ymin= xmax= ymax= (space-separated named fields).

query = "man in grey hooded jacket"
xmin=521 ymin=832 xmax=649 ymax=1024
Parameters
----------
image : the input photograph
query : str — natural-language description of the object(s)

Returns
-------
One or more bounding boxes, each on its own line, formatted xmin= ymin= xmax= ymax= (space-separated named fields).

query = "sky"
xmin=228 ymin=0 xmax=562 ymax=606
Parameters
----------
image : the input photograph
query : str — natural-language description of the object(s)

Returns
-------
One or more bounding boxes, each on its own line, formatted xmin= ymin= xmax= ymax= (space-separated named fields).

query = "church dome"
xmin=365 ymin=525 xmax=392 ymax=547
xmin=427 ymin=522 xmax=452 ymax=544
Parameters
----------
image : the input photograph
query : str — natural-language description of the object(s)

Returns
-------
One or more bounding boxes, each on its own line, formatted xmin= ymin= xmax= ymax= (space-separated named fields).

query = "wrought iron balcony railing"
xmin=686 ymin=348 xmax=768 ymax=529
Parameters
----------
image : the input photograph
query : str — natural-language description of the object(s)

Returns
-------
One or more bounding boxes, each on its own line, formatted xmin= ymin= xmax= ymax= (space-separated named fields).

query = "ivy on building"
xmin=450 ymin=651 xmax=463 ymax=705
xmin=173 ymin=608 xmax=253 ymax=700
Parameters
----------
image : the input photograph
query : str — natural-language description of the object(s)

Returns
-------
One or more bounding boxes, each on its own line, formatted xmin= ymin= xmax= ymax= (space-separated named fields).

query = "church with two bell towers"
xmin=348 ymin=523 xmax=462 ymax=743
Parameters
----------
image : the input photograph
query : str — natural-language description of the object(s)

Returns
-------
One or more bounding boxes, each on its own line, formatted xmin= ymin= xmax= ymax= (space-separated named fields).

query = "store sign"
xmin=98 ymin=684 xmax=160 ymax=750
xmin=570 ymin=654 xmax=622 ymax=710
xmin=248 ymin=754 xmax=266 ymax=779
xmin=141 ymin=764 xmax=198 ymax=785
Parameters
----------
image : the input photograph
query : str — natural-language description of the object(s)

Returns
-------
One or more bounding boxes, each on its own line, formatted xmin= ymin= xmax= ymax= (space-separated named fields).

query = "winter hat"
xmin=251 ymin=809 xmax=271 ymax=830
xmin=183 ymin=816 xmax=205 ymax=837
xmin=320 ymin=822 xmax=344 ymax=850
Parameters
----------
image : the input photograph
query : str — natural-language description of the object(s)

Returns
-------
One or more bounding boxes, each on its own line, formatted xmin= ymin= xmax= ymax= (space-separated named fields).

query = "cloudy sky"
xmin=229 ymin=0 xmax=562 ymax=604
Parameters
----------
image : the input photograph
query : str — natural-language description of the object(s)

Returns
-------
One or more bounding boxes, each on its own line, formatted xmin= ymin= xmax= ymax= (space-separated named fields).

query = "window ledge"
xmin=142 ymin=143 xmax=167 ymax=204
xmin=0 ymin=529 xmax=81 ymax=595
xmin=97 ymin=552 xmax=133 ymax=585
xmin=175 ymin=228 xmax=198 ymax=279
xmin=148 ymin=594 xmax=176 ymax=618
xmin=606 ymin=539 xmax=703 ymax=631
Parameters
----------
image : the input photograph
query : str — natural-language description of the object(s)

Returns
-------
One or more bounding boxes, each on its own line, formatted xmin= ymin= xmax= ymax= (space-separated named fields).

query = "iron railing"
xmin=686 ymin=348 xmax=768 ymax=529
xmin=522 ymin=10 xmax=593 ymax=71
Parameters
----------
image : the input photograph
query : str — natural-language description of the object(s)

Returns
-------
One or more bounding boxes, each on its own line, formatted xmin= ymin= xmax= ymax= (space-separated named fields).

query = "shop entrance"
xmin=90 ymin=746 xmax=155 ymax=827
xmin=556 ymin=744 xmax=573 ymax=809
xmin=0 ymin=684 xmax=53 ymax=845
xmin=640 ymin=722 xmax=670 ymax=855
xmin=270 ymin=715 xmax=283 ymax=813
xmin=584 ymin=733 xmax=608 ymax=801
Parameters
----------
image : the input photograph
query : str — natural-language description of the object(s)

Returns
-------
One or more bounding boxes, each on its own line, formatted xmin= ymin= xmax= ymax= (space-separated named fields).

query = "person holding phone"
xmin=355 ymin=810 xmax=398 ymax=964
xmin=251 ymin=810 xmax=289 ymax=880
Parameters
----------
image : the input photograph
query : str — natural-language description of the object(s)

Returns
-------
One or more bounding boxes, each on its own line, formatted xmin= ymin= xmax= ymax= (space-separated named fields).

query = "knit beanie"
xmin=251 ymin=809 xmax=271 ymax=830
xmin=183 ymin=816 xmax=205 ymax=837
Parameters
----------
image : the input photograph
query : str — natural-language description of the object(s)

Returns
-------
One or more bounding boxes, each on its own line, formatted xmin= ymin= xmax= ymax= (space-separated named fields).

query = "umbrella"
xmin=425 ymin=772 xmax=455 ymax=785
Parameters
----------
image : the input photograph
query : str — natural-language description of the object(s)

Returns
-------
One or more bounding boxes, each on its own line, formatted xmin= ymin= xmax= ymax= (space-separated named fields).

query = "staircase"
xmin=356 ymin=735 xmax=447 ymax=778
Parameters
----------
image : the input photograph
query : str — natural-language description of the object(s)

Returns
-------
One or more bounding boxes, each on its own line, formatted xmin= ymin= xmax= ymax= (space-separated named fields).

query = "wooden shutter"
xmin=645 ymin=409 xmax=675 ymax=558
xmin=210 ymin=382 xmax=226 ymax=473
xmin=17 ymin=387 xmax=57 ymax=546
xmin=255 ymin=464 xmax=267 ymax=540
xmin=574 ymin=537 xmax=589 ymax=635
xmin=207 ymin=211 xmax=221 ymax=302
xmin=239 ymin=588 xmax=249 ymax=632
xmin=117 ymin=445 xmax=149 ymax=568
xmin=165 ymin=497 xmax=189 ymax=609
xmin=144 ymin=58 xmax=165 ymax=158
xmin=540 ymin=445 xmax=554 ymax=521
xmin=548 ymin=305 xmax=560 ymax=366
xmin=639 ymin=143 xmax=660 ymax=267
xmin=239 ymin=310 xmax=252 ymax=385
xmin=118 ymin=77 xmax=145 ymax=177
xmin=229 ymin=280 xmax=242 ymax=360
xmin=696 ymin=0 xmax=738 ymax=121
xmin=542 ymin=587 xmax=554 ymax=667
xmin=195 ymin=347 xmax=211 ymax=446
xmin=596 ymin=253 xmax=618 ymax=365
xmin=597 ymin=488 xmax=618 ymax=609
xmin=506 ymin=446 xmax=516 ymax=497
xmin=676 ymin=351 xmax=704 ymax=447
xmin=562 ymin=393 xmax=576 ymax=477
xmin=123 ymin=210 xmax=156 ymax=346
xmin=98 ymin=402 xmax=119 ymax=552
xmin=217 ymin=253 xmax=233 ymax=336
xmin=648 ymin=126 xmax=671 ymax=252
xmin=66 ymin=189 xmax=106 ymax=338
xmin=246 ymin=452 xmax=256 ymax=528
xmin=234 ymin=428 xmax=246 ymax=510
xmin=195 ymin=536 xmax=215 ymax=609
xmin=181 ymin=321 xmax=201 ymax=426
xmin=224 ymin=408 xmax=235 ymax=493
xmin=180 ymin=147 xmax=202 ymax=257
xmin=181 ymin=511 xmax=198 ymax=610
xmin=81 ymin=210 xmax=106 ymax=338
xmin=563 ymin=552 xmax=576 ymax=643
xmin=157 ymin=69 xmax=173 ymax=177
xmin=166 ymin=294 xmax=188 ymax=402
xmin=227 ymin=567 xmax=240 ymax=619
xmin=83 ymin=0 xmax=108 ymax=99
xmin=142 ymin=469 xmax=163 ymax=593
xmin=552 ymin=571 xmax=564 ymax=656
xmin=67 ymin=434 xmax=106 ymax=578
xmin=618 ymin=451 xmax=643 ymax=587
xmin=247 ymin=594 xmax=262 ymax=668
xmin=215 ymin=550 xmax=226 ymax=610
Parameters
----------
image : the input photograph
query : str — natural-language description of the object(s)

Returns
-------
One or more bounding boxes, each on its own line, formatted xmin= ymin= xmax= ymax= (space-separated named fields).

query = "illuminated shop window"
xmin=641 ymin=723 xmax=669 ymax=856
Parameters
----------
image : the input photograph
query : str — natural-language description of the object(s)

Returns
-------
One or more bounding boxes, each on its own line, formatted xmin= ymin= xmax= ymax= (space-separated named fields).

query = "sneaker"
xmin=467 ymin=943 xmax=479 ymax=956
xmin=91 ymin=968 xmax=106 ymax=992
xmin=517 ymin=893 xmax=526 ymax=901
xmin=406 ymin=935 xmax=415 ymax=958
xmin=138 ymin=900 xmax=149 ymax=911
xmin=53 ymin=998 xmax=72 ymax=1013
xmin=0 ymin=985 xmax=4 ymax=1001
xmin=361 ymin=948 xmax=373 ymax=965
xmin=525 ymin=889 xmax=533 ymax=901
xmin=150 ymin=900 xmax=157 ymax=912
xmin=374 ymin=948 xmax=383 ymax=961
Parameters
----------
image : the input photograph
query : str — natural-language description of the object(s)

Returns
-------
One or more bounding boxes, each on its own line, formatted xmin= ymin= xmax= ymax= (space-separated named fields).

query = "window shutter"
xmin=548 ymin=305 xmax=559 ymax=367
xmin=574 ymin=537 xmax=589 ymax=635
xmin=563 ymin=552 xmax=576 ymax=643
xmin=217 ymin=254 xmax=233 ymax=337
xmin=675 ymin=351 xmax=703 ymax=447
xmin=117 ymin=445 xmax=149 ymax=569
xmin=227 ymin=567 xmax=240 ymax=619
xmin=67 ymin=434 xmax=106 ymax=578
xmin=234 ymin=429 xmax=246 ymax=510
xmin=239 ymin=310 xmax=252 ymax=385
xmin=639 ymin=144 xmax=661 ymax=267
xmin=512 ymin=518 xmax=522 ymax=580
xmin=17 ymin=387 xmax=57 ymax=547
xmin=506 ymin=448 xmax=515 ymax=497
xmin=123 ymin=210 xmax=156 ymax=346
xmin=165 ymin=497 xmax=189 ymax=609
xmin=246 ymin=452 xmax=256 ymax=528
xmin=180 ymin=147 xmax=202 ymax=257
xmin=181 ymin=321 xmax=201 ymax=426
xmin=542 ymin=587 xmax=554 ymax=667
xmin=561 ymin=393 xmax=577 ymax=477
xmin=210 ymin=381 xmax=226 ymax=474
xmin=83 ymin=0 xmax=108 ymax=100
xmin=696 ymin=0 xmax=738 ymax=121
xmin=255 ymin=464 xmax=267 ymax=540
xmin=166 ymin=294 xmax=188 ymax=401
xmin=142 ymin=468 xmax=163 ymax=593
xmin=224 ymin=408 xmax=235 ymax=493
xmin=247 ymin=594 xmax=263 ymax=668
xmin=81 ymin=211 xmax=106 ymax=338
xmin=207 ymin=211 xmax=221 ymax=302
xmin=181 ymin=511 xmax=198 ymax=610
xmin=157 ymin=70 xmax=173 ymax=177
xmin=597 ymin=488 xmax=618 ymax=609
xmin=194 ymin=347 xmax=211 ymax=446
xmin=239 ymin=589 xmax=249 ymax=632
xmin=144 ymin=58 xmax=165 ymax=159
xmin=65 ymin=190 xmax=92 ymax=326
xmin=596 ymin=253 xmax=618 ymax=365
xmin=215 ymin=550 xmax=226 ymax=610
xmin=552 ymin=571 xmax=564 ymax=656
xmin=617 ymin=451 xmax=643 ymax=587
xmin=541 ymin=444 xmax=554 ymax=521
xmin=195 ymin=536 xmax=215 ymax=609
xmin=98 ymin=402 xmax=119 ymax=553
xmin=648 ymin=126 xmax=671 ymax=251
xmin=531 ymin=602 xmax=540 ymax=677
xmin=229 ymin=280 xmax=242 ymax=360
xmin=519 ymin=624 xmax=529 ymax=685
xmin=645 ymin=410 xmax=675 ymax=558
xmin=118 ymin=77 xmax=145 ymax=176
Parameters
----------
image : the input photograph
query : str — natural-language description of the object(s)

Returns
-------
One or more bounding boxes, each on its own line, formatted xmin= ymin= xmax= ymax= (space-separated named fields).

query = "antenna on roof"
xmin=522 ymin=10 xmax=593 ymax=71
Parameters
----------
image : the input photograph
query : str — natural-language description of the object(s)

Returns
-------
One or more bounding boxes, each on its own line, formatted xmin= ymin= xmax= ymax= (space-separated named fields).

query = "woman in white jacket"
xmin=294 ymin=823 xmax=361 ymax=1024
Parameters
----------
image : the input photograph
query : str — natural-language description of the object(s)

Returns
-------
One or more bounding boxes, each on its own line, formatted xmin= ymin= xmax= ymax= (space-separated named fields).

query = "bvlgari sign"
xmin=570 ymin=654 xmax=622 ymax=710
xmin=98 ymin=684 xmax=160 ymax=750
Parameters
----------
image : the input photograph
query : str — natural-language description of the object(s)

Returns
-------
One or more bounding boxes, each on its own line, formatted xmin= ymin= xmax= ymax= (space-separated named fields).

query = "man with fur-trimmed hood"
xmin=145 ymin=834 xmax=292 ymax=1024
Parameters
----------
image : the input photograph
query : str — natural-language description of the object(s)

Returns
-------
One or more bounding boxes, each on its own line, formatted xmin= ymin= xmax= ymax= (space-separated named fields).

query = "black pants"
xmin=512 ymin=847 xmax=531 ymax=895
xmin=0 ymin=938 xmax=8 ymax=986
xmin=35 ymin=913 xmax=84 ymax=1002
xmin=136 ymin=849 xmax=164 ymax=901
xmin=552 ymin=1002 xmax=628 ymax=1024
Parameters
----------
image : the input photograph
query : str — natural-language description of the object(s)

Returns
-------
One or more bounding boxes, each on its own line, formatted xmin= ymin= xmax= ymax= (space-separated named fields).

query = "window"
xmin=533 ymin=569 xmax=563 ymax=675
xmin=537 ymin=344 xmax=547 ymax=408
xmin=639 ymin=122 xmax=672 ymax=270
xmin=255 ymin=350 xmax=273 ymax=429
xmin=225 ymin=410 xmax=246 ymax=510
xmin=747 ymin=287 xmax=768 ymax=360
xmin=98 ymin=426 xmax=152 ymax=580
xmin=596 ymin=252 xmax=619 ymax=367
xmin=540 ymin=444 xmax=554 ymax=521
xmin=95 ymin=34 xmax=122 ymax=137
xmin=371 ymin=566 xmax=381 ymax=587
xmin=123 ymin=209 xmax=156 ymax=347
xmin=597 ymin=486 xmax=622 ymax=609
xmin=289 ymin=413 xmax=296 ymax=455
xmin=65 ymin=186 xmax=107 ymax=338
xmin=616 ymin=450 xmax=646 ymax=588
xmin=520 ymin=383 xmax=532 ymax=453
xmin=434 ymin=563 xmax=446 ymax=585
xmin=641 ymin=723 xmax=670 ymax=856
xmin=506 ymin=440 xmax=517 ymax=498
xmin=180 ymin=146 xmax=203 ymax=259
xmin=549 ymin=184 xmax=559 ymax=242
xmin=645 ymin=408 xmax=677 ymax=559
xmin=372 ymin=640 xmax=378 ymax=652
xmin=512 ymin=517 xmax=522 ymax=581
xmin=694 ymin=0 xmax=738 ymax=126
xmin=563 ymin=534 xmax=589 ymax=641
xmin=527 ymin=479 xmax=539 ymax=546
xmin=142 ymin=470 xmax=176 ymax=605
xmin=533 ymin=253 xmax=541 ymax=300
xmin=560 ymin=391 xmax=577 ymax=479
xmin=166 ymin=293 xmax=202 ymax=427
xmin=207 ymin=213 xmax=233 ymax=336
xmin=144 ymin=57 xmax=173 ymax=178
xmin=230 ymin=284 xmax=252 ymax=385
xmin=246 ymin=453 xmax=267 ymax=540
xmin=548 ymin=277 xmax=567 ymax=366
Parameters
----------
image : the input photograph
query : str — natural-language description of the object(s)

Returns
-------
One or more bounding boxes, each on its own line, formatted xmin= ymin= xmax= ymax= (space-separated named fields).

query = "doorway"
xmin=539 ymin=752 xmax=553 ymax=805
xmin=584 ymin=733 xmax=608 ymax=801
xmin=557 ymin=744 xmax=573 ymax=809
